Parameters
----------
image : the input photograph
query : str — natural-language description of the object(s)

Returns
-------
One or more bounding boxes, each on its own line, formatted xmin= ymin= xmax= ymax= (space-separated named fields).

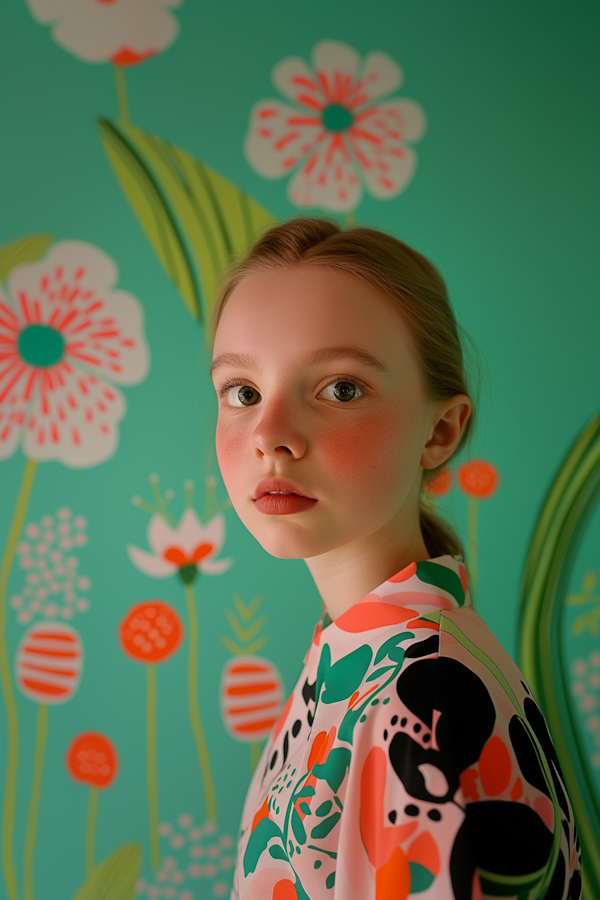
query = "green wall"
xmin=0 ymin=1 xmax=599 ymax=898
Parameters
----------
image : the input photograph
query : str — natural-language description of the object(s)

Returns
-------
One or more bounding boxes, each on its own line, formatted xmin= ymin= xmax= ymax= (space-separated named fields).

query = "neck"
xmin=304 ymin=509 xmax=430 ymax=622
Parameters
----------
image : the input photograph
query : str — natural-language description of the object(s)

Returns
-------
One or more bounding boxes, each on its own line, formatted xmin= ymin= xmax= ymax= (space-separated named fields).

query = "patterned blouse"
xmin=231 ymin=555 xmax=581 ymax=900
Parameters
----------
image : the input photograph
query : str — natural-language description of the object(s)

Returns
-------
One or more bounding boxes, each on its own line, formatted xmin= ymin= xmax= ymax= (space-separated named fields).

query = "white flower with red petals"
xmin=0 ymin=241 xmax=149 ymax=467
xmin=127 ymin=510 xmax=232 ymax=584
xmin=26 ymin=0 xmax=182 ymax=66
xmin=245 ymin=40 xmax=426 ymax=212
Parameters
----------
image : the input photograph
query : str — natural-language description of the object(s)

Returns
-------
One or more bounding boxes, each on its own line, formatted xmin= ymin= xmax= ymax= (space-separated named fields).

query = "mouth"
xmin=253 ymin=478 xmax=317 ymax=516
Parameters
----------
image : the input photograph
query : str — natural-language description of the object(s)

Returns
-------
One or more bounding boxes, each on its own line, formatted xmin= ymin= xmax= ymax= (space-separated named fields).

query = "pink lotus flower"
xmin=245 ymin=39 xmax=426 ymax=212
xmin=0 ymin=241 xmax=149 ymax=467
xmin=127 ymin=510 xmax=232 ymax=585
xmin=26 ymin=0 xmax=182 ymax=66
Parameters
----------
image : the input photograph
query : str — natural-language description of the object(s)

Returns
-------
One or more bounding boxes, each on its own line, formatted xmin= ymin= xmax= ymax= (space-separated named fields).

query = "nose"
xmin=252 ymin=397 xmax=307 ymax=461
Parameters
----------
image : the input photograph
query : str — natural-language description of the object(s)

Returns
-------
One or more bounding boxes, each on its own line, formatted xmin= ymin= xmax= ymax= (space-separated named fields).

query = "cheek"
xmin=215 ymin=420 xmax=246 ymax=494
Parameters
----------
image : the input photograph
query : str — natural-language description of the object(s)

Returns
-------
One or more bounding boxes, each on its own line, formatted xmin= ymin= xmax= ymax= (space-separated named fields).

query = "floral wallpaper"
xmin=1 ymin=1 xmax=599 ymax=898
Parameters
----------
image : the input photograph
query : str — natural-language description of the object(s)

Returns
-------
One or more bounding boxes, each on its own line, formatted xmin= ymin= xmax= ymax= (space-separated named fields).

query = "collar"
xmin=319 ymin=554 xmax=471 ymax=636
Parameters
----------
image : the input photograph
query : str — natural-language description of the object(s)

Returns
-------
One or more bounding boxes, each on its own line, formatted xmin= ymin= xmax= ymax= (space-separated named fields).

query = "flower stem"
xmin=114 ymin=66 xmax=130 ymax=126
xmin=344 ymin=210 xmax=356 ymax=228
xmin=250 ymin=740 xmax=261 ymax=773
xmin=183 ymin=582 xmax=217 ymax=823
xmin=23 ymin=703 xmax=47 ymax=900
xmin=467 ymin=496 xmax=479 ymax=605
xmin=85 ymin=787 xmax=98 ymax=877
xmin=146 ymin=664 xmax=160 ymax=870
xmin=0 ymin=457 xmax=37 ymax=900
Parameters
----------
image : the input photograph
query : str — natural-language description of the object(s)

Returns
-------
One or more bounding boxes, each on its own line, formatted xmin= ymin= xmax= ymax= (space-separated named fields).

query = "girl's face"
xmin=211 ymin=265 xmax=443 ymax=561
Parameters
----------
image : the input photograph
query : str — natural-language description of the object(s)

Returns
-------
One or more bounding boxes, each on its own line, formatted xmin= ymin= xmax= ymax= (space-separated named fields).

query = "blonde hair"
xmin=212 ymin=217 xmax=475 ymax=558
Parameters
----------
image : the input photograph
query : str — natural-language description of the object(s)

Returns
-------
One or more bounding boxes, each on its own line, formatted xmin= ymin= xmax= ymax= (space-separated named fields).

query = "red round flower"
xmin=457 ymin=460 xmax=499 ymax=499
xmin=66 ymin=731 xmax=118 ymax=789
xmin=423 ymin=465 xmax=452 ymax=498
xmin=119 ymin=600 xmax=183 ymax=664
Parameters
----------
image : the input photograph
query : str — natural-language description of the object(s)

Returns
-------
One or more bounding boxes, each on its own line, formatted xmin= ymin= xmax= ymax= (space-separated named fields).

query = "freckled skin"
xmin=212 ymin=265 xmax=471 ymax=619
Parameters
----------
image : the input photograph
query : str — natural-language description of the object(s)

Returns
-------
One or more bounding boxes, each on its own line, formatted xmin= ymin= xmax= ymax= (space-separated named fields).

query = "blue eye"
xmin=321 ymin=381 xmax=363 ymax=402
xmin=226 ymin=385 xmax=261 ymax=407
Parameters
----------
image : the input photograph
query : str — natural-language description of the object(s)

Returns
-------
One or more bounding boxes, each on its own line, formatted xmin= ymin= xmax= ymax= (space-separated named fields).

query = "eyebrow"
xmin=210 ymin=346 xmax=390 ymax=378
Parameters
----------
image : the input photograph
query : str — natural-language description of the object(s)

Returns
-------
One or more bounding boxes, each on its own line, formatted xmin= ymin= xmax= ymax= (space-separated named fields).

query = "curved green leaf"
xmin=0 ymin=234 xmax=53 ymax=284
xmin=518 ymin=412 xmax=600 ymax=899
xmin=72 ymin=842 xmax=141 ymax=900
xmin=97 ymin=119 xmax=275 ymax=326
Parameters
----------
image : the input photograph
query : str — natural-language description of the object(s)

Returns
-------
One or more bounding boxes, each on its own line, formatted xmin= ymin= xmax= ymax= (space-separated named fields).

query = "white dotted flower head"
xmin=137 ymin=813 xmax=234 ymax=898
xmin=245 ymin=39 xmax=426 ymax=213
xmin=10 ymin=508 xmax=91 ymax=624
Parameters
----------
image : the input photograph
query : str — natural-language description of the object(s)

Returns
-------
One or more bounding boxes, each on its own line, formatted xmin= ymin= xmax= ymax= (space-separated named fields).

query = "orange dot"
xmin=479 ymin=735 xmax=511 ymax=796
xmin=273 ymin=880 xmax=299 ymax=900
xmin=423 ymin=465 xmax=452 ymax=498
xmin=457 ymin=460 xmax=499 ymax=499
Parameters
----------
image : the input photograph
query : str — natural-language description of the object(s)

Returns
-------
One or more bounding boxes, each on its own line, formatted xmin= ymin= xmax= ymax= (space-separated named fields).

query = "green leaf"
xmin=97 ymin=119 xmax=276 ymax=326
xmin=244 ymin=818 xmax=283 ymax=876
xmin=310 ymin=812 xmax=341 ymax=840
xmin=291 ymin=807 xmax=307 ymax=845
xmin=416 ymin=560 xmax=465 ymax=606
xmin=366 ymin=665 xmax=396 ymax=682
xmin=312 ymin=748 xmax=351 ymax=793
xmin=317 ymin=642 xmax=372 ymax=705
xmin=374 ymin=631 xmax=413 ymax=665
xmin=71 ymin=843 xmax=141 ymax=900
xmin=0 ymin=234 xmax=53 ymax=284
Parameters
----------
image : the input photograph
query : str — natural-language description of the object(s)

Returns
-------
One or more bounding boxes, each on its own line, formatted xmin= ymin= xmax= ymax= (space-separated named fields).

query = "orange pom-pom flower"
xmin=457 ymin=460 xmax=499 ymax=499
xmin=66 ymin=731 xmax=118 ymax=789
xmin=119 ymin=600 xmax=183 ymax=664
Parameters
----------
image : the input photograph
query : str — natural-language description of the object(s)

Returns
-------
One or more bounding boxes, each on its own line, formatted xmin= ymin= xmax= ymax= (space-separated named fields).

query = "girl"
xmin=210 ymin=218 xmax=580 ymax=900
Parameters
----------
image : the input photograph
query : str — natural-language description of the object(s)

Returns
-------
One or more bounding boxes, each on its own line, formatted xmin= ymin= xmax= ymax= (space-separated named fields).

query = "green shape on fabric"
xmin=299 ymin=802 xmax=312 ymax=816
xmin=297 ymin=784 xmax=315 ymax=799
xmin=269 ymin=844 xmax=287 ymax=861
xmin=316 ymin=642 xmax=372 ymax=705
xmin=409 ymin=862 xmax=435 ymax=892
xmin=310 ymin=812 xmax=341 ymax=839
xmin=312 ymin=748 xmax=351 ymax=793
xmin=326 ymin=871 xmax=336 ymax=889
xmin=416 ymin=560 xmax=465 ymax=606
xmin=478 ymin=865 xmax=546 ymax=897
xmin=291 ymin=807 xmax=307 ymax=845
xmin=338 ymin=706 xmax=361 ymax=744
xmin=243 ymin=818 xmax=284 ymax=876
xmin=374 ymin=631 xmax=413 ymax=665
xmin=366 ymin=664 xmax=395 ymax=682
xmin=316 ymin=800 xmax=332 ymax=817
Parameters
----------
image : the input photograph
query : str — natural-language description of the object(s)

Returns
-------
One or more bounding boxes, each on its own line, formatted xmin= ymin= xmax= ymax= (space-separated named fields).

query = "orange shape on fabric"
xmin=534 ymin=794 xmax=554 ymax=831
xmin=336 ymin=602 xmax=416 ymax=633
xmin=510 ymin=776 xmax=523 ymax=801
xmin=308 ymin=726 xmax=336 ymax=771
xmin=479 ymin=735 xmax=511 ymax=796
xmin=456 ymin=459 xmax=499 ymax=498
xmin=66 ymin=731 xmax=118 ymax=789
xmin=407 ymin=618 xmax=440 ymax=632
xmin=459 ymin=563 xmax=468 ymax=594
xmin=251 ymin=794 xmax=270 ymax=832
xmin=407 ymin=831 xmax=441 ymax=876
xmin=273 ymin=880 xmax=299 ymax=900
xmin=375 ymin=845 xmax=411 ymax=900
xmin=459 ymin=768 xmax=480 ymax=802
xmin=388 ymin=561 xmax=417 ymax=583
xmin=360 ymin=747 xmax=417 ymax=869
xmin=119 ymin=600 xmax=183 ymax=664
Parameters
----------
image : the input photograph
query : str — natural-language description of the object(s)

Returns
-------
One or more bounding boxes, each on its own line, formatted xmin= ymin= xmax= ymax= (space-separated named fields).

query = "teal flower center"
xmin=18 ymin=325 xmax=65 ymax=368
xmin=322 ymin=104 xmax=353 ymax=132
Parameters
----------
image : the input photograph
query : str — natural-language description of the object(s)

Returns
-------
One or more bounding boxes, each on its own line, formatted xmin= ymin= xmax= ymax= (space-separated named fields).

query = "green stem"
xmin=114 ymin=66 xmax=130 ymax=126
xmin=344 ymin=210 xmax=356 ymax=228
xmin=1 ymin=457 xmax=37 ymax=900
xmin=467 ymin=496 xmax=479 ymax=605
xmin=184 ymin=582 xmax=217 ymax=822
xmin=85 ymin=788 xmax=98 ymax=877
xmin=146 ymin=664 xmax=160 ymax=871
xmin=23 ymin=703 xmax=47 ymax=900
xmin=250 ymin=740 xmax=261 ymax=773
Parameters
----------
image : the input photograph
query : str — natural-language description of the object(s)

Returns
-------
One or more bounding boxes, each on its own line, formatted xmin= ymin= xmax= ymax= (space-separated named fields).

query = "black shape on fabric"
xmin=269 ymin=750 xmax=278 ymax=770
xmin=307 ymin=710 xmax=314 ymax=727
xmin=292 ymin=719 xmax=302 ymax=738
xmin=400 ymin=717 xmax=407 ymax=726
xmin=389 ymin=731 xmax=458 ymax=804
xmin=569 ymin=868 xmax=582 ymax=900
xmin=428 ymin=809 xmax=441 ymax=821
xmin=396 ymin=658 xmax=437 ymax=728
xmin=562 ymin=818 xmax=570 ymax=846
xmin=302 ymin=677 xmax=316 ymax=706
xmin=404 ymin=805 xmax=419 ymax=816
xmin=435 ymin=658 xmax=496 ymax=773
xmin=388 ymin=811 xmax=397 ymax=824
xmin=449 ymin=818 xmax=475 ymax=900
xmin=544 ymin=848 xmax=566 ymax=900
xmin=282 ymin=732 xmax=289 ymax=767
xmin=423 ymin=734 xmax=430 ymax=744
xmin=383 ymin=729 xmax=388 ymax=741
xmin=509 ymin=715 xmax=549 ymax=797
xmin=521 ymin=681 xmax=530 ymax=694
xmin=391 ymin=715 xmax=398 ymax=726
xmin=404 ymin=635 xmax=440 ymax=658
xmin=465 ymin=801 xmax=552 ymax=875
xmin=524 ymin=697 xmax=570 ymax=821
xmin=414 ymin=723 xmax=421 ymax=733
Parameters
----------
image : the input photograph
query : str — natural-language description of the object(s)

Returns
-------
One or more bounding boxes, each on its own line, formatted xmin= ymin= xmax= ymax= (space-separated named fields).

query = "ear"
xmin=420 ymin=394 xmax=472 ymax=470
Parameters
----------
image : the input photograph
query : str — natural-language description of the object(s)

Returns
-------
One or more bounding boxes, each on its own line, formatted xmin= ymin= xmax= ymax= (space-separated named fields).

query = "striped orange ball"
xmin=15 ymin=621 xmax=83 ymax=704
xmin=221 ymin=655 xmax=283 ymax=742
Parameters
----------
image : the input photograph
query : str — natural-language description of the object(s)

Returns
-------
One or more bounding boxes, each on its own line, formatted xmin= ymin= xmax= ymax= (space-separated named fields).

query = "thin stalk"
xmin=183 ymin=582 xmax=217 ymax=822
xmin=114 ymin=66 xmax=130 ymax=126
xmin=467 ymin=496 xmax=479 ymax=605
xmin=344 ymin=210 xmax=356 ymax=228
xmin=23 ymin=703 xmax=48 ymax=900
xmin=250 ymin=741 xmax=261 ymax=773
xmin=85 ymin=787 xmax=98 ymax=877
xmin=1 ymin=457 xmax=38 ymax=900
xmin=146 ymin=664 xmax=160 ymax=870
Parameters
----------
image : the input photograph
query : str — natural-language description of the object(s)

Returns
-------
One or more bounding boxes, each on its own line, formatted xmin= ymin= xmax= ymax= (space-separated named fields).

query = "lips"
xmin=253 ymin=478 xmax=317 ymax=516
